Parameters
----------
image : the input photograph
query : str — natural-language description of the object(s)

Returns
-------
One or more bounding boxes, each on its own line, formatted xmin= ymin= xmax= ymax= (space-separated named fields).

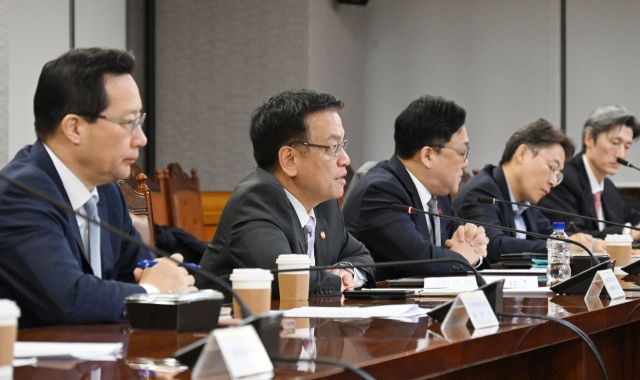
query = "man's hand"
xmin=568 ymin=232 xmax=593 ymax=252
xmin=631 ymin=223 xmax=640 ymax=241
xmin=593 ymin=239 xmax=607 ymax=253
xmin=445 ymin=224 xmax=488 ymax=266
xmin=327 ymin=268 xmax=356 ymax=293
xmin=134 ymin=253 xmax=197 ymax=294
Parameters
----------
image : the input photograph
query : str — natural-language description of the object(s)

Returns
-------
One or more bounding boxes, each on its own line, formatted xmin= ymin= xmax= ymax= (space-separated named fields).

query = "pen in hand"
xmin=137 ymin=260 xmax=200 ymax=269
xmin=569 ymin=221 xmax=580 ymax=234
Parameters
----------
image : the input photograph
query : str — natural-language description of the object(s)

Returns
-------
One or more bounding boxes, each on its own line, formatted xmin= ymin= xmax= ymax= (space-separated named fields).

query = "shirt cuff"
xmin=622 ymin=222 xmax=631 ymax=236
xmin=140 ymin=284 xmax=160 ymax=294
xmin=353 ymin=268 xmax=367 ymax=287
xmin=474 ymin=256 xmax=484 ymax=268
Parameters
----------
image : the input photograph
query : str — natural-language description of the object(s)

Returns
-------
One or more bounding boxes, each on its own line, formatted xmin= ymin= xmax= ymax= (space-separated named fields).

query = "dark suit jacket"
xmin=196 ymin=167 xmax=375 ymax=300
xmin=0 ymin=140 xmax=152 ymax=328
xmin=452 ymin=165 xmax=552 ymax=262
xmin=538 ymin=154 xmax=640 ymax=239
xmin=342 ymin=155 xmax=490 ymax=281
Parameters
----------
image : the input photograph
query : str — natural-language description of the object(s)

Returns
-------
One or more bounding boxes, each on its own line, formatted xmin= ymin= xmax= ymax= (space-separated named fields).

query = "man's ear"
xmin=513 ymin=144 xmax=529 ymax=164
xmin=584 ymin=131 xmax=595 ymax=151
xmin=418 ymin=146 xmax=434 ymax=169
xmin=278 ymin=146 xmax=299 ymax=178
xmin=59 ymin=114 xmax=83 ymax=145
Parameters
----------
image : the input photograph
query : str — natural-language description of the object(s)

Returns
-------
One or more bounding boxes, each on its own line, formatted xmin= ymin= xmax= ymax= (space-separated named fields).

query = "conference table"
xmin=15 ymin=273 xmax=640 ymax=379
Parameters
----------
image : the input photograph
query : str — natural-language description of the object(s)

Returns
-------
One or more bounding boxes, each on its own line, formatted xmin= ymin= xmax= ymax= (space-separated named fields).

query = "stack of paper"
xmin=282 ymin=304 xmax=429 ymax=319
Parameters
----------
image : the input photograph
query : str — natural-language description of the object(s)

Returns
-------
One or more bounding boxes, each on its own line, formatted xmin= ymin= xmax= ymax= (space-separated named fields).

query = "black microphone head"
xmin=617 ymin=157 xmax=631 ymax=166
xmin=477 ymin=196 xmax=496 ymax=204
xmin=391 ymin=204 xmax=411 ymax=213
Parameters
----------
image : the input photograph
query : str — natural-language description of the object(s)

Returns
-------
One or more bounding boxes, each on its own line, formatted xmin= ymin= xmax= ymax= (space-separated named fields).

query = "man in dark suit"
xmin=342 ymin=95 xmax=488 ymax=281
xmin=539 ymin=105 xmax=640 ymax=240
xmin=0 ymin=48 xmax=195 ymax=328
xmin=453 ymin=119 xmax=603 ymax=262
xmin=197 ymin=90 xmax=375 ymax=299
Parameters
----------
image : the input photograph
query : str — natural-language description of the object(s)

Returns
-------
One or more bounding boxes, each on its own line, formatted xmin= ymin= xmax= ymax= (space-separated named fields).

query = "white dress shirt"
xmin=506 ymin=180 xmax=530 ymax=239
xmin=582 ymin=154 xmax=606 ymax=232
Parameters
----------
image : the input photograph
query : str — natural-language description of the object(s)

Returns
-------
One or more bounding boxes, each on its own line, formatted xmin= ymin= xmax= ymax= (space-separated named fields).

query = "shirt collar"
xmin=284 ymin=189 xmax=315 ymax=229
xmin=582 ymin=154 xmax=605 ymax=194
xmin=505 ymin=178 xmax=529 ymax=217
xmin=405 ymin=168 xmax=433 ymax=208
xmin=43 ymin=143 xmax=99 ymax=211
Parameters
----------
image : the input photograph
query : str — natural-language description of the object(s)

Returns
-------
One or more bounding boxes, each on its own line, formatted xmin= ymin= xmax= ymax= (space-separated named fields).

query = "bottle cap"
xmin=552 ymin=222 xmax=565 ymax=230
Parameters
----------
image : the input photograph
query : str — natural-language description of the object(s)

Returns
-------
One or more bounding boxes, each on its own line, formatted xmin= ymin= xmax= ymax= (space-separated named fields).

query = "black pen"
xmin=569 ymin=221 xmax=580 ymax=234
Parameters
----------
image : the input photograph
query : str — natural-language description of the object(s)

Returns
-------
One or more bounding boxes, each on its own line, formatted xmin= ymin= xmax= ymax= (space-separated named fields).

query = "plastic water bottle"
xmin=547 ymin=222 xmax=571 ymax=286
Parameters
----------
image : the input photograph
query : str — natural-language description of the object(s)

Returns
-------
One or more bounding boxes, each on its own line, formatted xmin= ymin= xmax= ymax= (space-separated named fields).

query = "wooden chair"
xmin=125 ymin=164 xmax=171 ymax=226
xmin=165 ymin=163 xmax=205 ymax=240
xmin=118 ymin=173 xmax=156 ymax=247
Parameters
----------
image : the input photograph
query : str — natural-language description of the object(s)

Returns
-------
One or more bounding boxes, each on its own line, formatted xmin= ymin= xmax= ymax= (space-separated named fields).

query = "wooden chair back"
xmin=165 ymin=163 xmax=205 ymax=240
xmin=118 ymin=173 xmax=156 ymax=247
xmin=125 ymin=163 xmax=171 ymax=226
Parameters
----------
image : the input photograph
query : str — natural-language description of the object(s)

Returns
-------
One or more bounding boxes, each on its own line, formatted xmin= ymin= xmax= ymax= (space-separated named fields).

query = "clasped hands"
xmin=445 ymin=223 xmax=489 ymax=266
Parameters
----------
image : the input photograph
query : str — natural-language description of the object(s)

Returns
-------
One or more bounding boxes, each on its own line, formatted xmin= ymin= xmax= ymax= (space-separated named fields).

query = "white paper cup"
xmin=0 ymin=300 xmax=20 ymax=380
xmin=605 ymin=234 xmax=633 ymax=267
xmin=276 ymin=255 xmax=311 ymax=301
xmin=230 ymin=269 xmax=273 ymax=319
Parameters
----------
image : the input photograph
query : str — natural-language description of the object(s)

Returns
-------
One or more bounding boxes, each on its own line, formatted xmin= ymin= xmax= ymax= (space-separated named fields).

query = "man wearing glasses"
xmin=342 ymin=95 xmax=489 ymax=281
xmin=453 ymin=119 xmax=604 ymax=263
xmin=539 ymin=105 xmax=640 ymax=241
xmin=197 ymin=89 xmax=375 ymax=300
xmin=0 ymin=48 xmax=196 ymax=328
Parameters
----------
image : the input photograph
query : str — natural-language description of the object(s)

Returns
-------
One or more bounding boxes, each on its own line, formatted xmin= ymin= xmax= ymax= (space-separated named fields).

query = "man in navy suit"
xmin=453 ymin=119 xmax=604 ymax=262
xmin=342 ymin=95 xmax=488 ymax=281
xmin=539 ymin=105 xmax=640 ymax=240
xmin=0 ymin=48 xmax=196 ymax=328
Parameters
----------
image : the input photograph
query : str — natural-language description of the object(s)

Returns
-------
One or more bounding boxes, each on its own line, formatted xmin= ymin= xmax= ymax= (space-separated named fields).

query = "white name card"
xmin=192 ymin=325 xmax=273 ymax=380
xmin=585 ymin=269 xmax=626 ymax=301
xmin=441 ymin=290 xmax=499 ymax=331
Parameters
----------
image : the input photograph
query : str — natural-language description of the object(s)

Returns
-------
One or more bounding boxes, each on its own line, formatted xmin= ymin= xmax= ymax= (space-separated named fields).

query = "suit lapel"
xmin=314 ymin=218 xmax=331 ymax=265
xmin=388 ymin=156 xmax=431 ymax=242
xmin=33 ymin=141 xmax=88 ymax=268
xmin=574 ymin=155 xmax=598 ymax=219
xmin=96 ymin=196 xmax=110 ymax=278
xmin=493 ymin=166 xmax=517 ymax=236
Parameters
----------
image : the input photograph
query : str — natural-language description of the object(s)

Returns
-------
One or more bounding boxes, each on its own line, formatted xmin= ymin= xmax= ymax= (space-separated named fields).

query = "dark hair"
xmin=499 ymin=118 xmax=575 ymax=165
xmin=581 ymin=104 xmax=640 ymax=152
xmin=33 ymin=48 xmax=136 ymax=140
xmin=250 ymin=89 xmax=344 ymax=172
xmin=394 ymin=95 xmax=466 ymax=159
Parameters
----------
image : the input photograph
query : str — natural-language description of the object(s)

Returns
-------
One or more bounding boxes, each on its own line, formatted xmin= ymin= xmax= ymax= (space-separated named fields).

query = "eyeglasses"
xmin=74 ymin=112 xmax=147 ymax=136
xmin=431 ymin=145 xmax=470 ymax=161
xmin=293 ymin=140 xmax=348 ymax=157
xmin=534 ymin=150 xmax=564 ymax=185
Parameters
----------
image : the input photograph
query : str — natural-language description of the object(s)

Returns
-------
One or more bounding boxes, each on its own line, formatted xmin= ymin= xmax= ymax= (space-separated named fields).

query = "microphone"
xmin=391 ymin=204 xmax=615 ymax=295
xmin=617 ymin=157 xmax=639 ymax=170
xmin=391 ymin=204 xmax=599 ymax=266
xmin=477 ymin=196 xmax=640 ymax=233
xmin=0 ymin=171 xmax=254 ymax=319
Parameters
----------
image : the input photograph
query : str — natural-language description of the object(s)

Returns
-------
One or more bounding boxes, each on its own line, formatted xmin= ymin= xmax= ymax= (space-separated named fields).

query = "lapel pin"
xmin=320 ymin=231 xmax=326 ymax=239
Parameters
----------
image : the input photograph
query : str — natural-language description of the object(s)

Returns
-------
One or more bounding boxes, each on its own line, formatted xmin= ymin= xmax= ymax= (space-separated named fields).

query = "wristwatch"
xmin=333 ymin=262 xmax=355 ymax=276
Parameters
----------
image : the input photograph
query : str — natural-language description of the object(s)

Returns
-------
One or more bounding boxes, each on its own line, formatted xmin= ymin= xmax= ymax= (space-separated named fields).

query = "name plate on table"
xmin=441 ymin=290 xmax=499 ymax=331
xmin=192 ymin=325 xmax=273 ymax=380
xmin=585 ymin=269 xmax=626 ymax=301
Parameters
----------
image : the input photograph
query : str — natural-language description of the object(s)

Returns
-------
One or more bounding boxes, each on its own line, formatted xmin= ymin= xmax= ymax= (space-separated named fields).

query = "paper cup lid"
xmin=0 ymin=300 xmax=20 ymax=318
xmin=276 ymin=255 xmax=311 ymax=265
xmin=605 ymin=234 xmax=633 ymax=244
xmin=230 ymin=268 xmax=274 ymax=282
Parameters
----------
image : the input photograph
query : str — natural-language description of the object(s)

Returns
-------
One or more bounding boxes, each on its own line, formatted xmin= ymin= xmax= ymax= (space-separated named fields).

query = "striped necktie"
xmin=83 ymin=198 xmax=102 ymax=278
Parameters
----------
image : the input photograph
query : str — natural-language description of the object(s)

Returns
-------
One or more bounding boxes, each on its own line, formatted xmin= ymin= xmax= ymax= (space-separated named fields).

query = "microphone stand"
xmin=477 ymin=196 xmax=640 ymax=234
